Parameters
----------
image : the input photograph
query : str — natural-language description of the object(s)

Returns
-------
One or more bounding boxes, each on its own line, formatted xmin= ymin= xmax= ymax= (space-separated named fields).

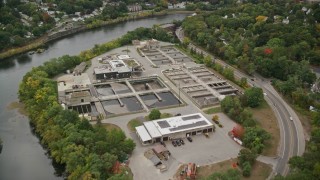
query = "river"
xmin=0 ymin=13 xmax=188 ymax=180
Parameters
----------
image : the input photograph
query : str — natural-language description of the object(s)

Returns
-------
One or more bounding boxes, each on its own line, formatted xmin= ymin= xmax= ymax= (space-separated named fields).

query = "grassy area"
xmin=161 ymin=113 xmax=173 ymax=118
xmin=144 ymin=113 xmax=173 ymax=121
xmin=252 ymin=100 xmax=280 ymax=156
xmin=244 ymin=161 xmax=272 ymax=180
xmin=119 ymin=166 xmax=133 ymax=180
xmin=174 ymin=158 xmax=272 ymax=180
xmin=101 ymin=123 xmax=121 ymax=132
xmin=127 ymin=118 xmax=143 ymax=132
xmin=204 ymin=106 xmax=221 ymax=114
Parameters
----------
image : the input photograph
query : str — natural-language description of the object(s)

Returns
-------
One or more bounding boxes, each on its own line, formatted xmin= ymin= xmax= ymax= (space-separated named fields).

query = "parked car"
xmin=176 ymin=140 xmax=181 ymax=146
xmin=187 ymin=136 xmax=193 ymax=142
xmin=160 ymin=141 xmax=166 ymax=147
xmin=175 ymin=113 xmax=182 ymax=116
xmin=172 ymin=140 xmax=177 ymax=147
xmin=180 ymin=139 xmax=185 ymax=145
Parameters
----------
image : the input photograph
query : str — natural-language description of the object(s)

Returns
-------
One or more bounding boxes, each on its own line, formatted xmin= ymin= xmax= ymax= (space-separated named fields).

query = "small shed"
xmin=74 ymin=62 xmax=87 ymax=75
xmin=152 ymin=144 xmax=170 ymax=160
xmin=152 ymin=144 xmax=169 ymax=155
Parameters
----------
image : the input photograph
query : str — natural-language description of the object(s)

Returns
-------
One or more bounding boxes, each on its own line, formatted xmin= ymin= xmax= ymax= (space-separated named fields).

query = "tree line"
xmin=0 ymin=0 xmax=55 ymax=51
xmin=181 ymin=1 xmax=320 ymax=179
xmin=182 ymin=1 xmax=318 ymax=78
xmin=0 ymin=0 xmax=170 ymax=53
xmin=221 ymin=87 xmax=270 ymax=154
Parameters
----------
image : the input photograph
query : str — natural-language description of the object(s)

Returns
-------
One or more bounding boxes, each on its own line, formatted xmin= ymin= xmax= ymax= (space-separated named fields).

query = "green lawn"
xmin=127 ymin=119 xmax=143 ymax=132
xmin=161 ymin=113 xmax=173 ymax=118
xmin=204 ymin=106 xmax=221 ymax=114
xmin=144 ymin=112 xmax=173 ymax=121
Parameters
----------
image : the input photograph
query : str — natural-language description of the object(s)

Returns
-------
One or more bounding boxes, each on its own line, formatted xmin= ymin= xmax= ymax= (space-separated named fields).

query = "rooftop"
xmin=94 ymin=59 xmax=132 ymax=74
xmin=136 ymin=126 xmax=152 ymax=142
xmin=140 ymin=113 xmax=213 ymax=138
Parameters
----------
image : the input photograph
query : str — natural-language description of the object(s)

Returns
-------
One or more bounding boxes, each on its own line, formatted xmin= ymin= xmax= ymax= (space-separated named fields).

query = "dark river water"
xmin=0 ymin=14 xmax=188 ymax=180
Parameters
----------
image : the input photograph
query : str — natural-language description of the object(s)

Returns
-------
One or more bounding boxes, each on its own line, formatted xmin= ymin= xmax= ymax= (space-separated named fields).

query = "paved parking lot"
xmin=166 ymin=133 xmax=241 ymax=165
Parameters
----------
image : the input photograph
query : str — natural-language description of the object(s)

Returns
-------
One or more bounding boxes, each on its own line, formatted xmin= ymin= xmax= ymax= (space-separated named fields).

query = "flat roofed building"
xmin=136 ymin=113 xmax=214 ymax=145
xmin=136 ymin=126 xmax=152 ymax=145
xmin=144 ymin=121 xmax=162 ymax=142
xmin=94 ymin=60 xmax=132 ymax=80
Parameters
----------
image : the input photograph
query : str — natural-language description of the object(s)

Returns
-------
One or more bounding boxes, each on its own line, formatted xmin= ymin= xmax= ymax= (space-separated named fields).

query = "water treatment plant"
xmin=56 ymin=39 xmax=239 ymax=120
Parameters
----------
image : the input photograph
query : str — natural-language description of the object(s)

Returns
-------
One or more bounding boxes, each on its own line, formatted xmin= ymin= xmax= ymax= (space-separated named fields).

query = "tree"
xmin=0 ymin=31 xmax=11 ymax=50
xmin=223 ymin=68 xmax=235 ymax=81
xmin=148 ymin=109 xmax=161 ymax=120
xmin=204 ymin=55 xmax=213 ymax=67
xmin=242 ymin=161 xmax=252 ymax=177
xmin=239 ymin=77 xmax=248 ymax=88
xmin=238 ymin=148 xmax=257 ymax=167
xmin=243 ymin=87 xmax=264 ymax=108
xmin=212 ymin=115 xmax=219 ymax=121
xmin=183 ymin=37 xmax=190 ymax=47
xmin=243 ymin=127 xmax=271 ymax=153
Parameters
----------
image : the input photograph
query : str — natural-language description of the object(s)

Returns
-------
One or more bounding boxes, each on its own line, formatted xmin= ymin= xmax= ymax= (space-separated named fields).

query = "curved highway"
xmin=176 ymin=27 xmax=305 ymax=176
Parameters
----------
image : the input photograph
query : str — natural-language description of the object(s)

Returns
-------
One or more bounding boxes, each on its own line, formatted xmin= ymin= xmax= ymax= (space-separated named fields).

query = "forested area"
xmin=181 ymin=0 xmax=320 ymax=179
xmin=0 ymin=0 xmax=55 ymax=50
xmin=19 ymin=55 xmax=135 ymax=179
xmin=221 ymin=87 xmax=270 ymax=154
xmin=18 ymin=26 xmax=174 ymax=179
xmin=0 ymin=0 xmax=174 ymax=53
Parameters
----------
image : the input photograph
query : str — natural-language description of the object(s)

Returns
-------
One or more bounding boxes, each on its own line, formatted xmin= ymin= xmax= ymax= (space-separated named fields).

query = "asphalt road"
xmin=175 ymin=27 xmax=305 ymax=176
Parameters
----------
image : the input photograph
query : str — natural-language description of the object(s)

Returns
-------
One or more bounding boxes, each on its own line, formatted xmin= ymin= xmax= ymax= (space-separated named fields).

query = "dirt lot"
xmin=174 ymin=158 xmax=272 ymax=180
xmin=252 ymin=101 xmax=280 ymax=156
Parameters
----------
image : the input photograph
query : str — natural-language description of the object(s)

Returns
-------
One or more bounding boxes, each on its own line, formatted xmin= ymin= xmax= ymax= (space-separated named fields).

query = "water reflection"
xmin=16 ymin=54 xmax=32 ymax=64
xmin=0 ymin=58 xmax=15 ymax=70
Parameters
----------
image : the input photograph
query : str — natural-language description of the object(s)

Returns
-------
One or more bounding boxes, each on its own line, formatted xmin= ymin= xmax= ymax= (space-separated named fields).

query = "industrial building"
xmin=94 ymin=60 xmax=132 ymax=80
xmin=135 ymin=113 xmax=214 ymax=145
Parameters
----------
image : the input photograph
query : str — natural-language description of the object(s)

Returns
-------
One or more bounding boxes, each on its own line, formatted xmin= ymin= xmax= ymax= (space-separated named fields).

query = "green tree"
xmin=223 ymin=68 xmax=235 ymax=81
xmin=238 ymin=148 xmax=257 ymax=167
xmin=148 ymin=109 xmax=161 ymax=120
xmin=242 ymin=161 xmax=252 ymax=177
xmin=239 ymin=77 xmax=248 ymax=88
xmin=243 ymin=87 xmax=264 ymax=108
xmin=204 ymin=55 xmax=213 ymax=67
xmin=183 ymin=37 xmax=190 ymax=47
xmin=243 ymin=127 xmax=271 ymax=153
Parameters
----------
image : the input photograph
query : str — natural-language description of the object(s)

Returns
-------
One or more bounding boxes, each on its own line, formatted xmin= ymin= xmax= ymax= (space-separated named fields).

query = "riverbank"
xmin=0 ymin=10 xmax=193 ymax=60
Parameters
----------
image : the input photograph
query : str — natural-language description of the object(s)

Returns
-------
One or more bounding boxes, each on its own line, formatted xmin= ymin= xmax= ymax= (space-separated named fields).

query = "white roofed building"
xmin=94 ymin=60 xmax=132 ymax=80
xmin=135 ymin=113 xmax=214 ymax=145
